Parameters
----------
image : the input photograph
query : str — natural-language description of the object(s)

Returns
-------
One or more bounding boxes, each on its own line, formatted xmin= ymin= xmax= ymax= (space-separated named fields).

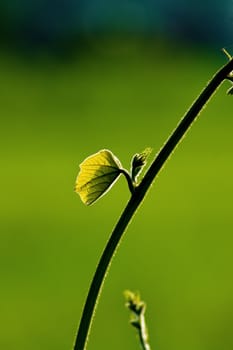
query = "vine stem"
xmin=138 ymin=307 xmax=151 ymax=350
xmin=73 ymin=57 xmax=233 ymax=350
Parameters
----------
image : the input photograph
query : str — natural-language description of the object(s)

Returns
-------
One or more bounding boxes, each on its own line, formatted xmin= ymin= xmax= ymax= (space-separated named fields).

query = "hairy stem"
xmin=73 ymin=57 xmax=233 ymax=350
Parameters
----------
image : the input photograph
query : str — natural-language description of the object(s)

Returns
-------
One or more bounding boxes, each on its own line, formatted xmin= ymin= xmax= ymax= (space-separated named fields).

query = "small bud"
xmin=131 ymin=148 xmax=152 ymax=184
xmin=124 ymin=290 xmax=145 ymax=315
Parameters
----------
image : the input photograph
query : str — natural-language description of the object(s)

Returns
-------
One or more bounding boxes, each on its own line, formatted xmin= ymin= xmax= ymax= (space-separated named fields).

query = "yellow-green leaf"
xmin=75 ymin=149 xmax=122 ymax=205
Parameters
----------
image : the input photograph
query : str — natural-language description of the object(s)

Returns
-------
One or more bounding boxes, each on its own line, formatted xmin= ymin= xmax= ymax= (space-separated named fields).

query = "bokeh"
xmin=1 ymin=2 xmax=233 ymax=350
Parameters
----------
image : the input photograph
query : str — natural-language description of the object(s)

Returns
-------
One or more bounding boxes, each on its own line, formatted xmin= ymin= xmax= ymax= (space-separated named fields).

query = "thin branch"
xmin=124 ymin=290 xmax=151 ymax=350
xmin=73 ymin=57 xmax=233 ymax=350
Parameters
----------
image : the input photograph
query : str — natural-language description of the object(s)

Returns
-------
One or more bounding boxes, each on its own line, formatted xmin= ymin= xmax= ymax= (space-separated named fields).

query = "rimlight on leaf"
xmin=75 ymin=149 xmax=123 ymax=205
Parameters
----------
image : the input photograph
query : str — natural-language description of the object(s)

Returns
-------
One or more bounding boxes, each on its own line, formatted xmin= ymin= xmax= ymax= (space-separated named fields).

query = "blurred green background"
xmin=1 ymin=2 xmax=233 ymax=350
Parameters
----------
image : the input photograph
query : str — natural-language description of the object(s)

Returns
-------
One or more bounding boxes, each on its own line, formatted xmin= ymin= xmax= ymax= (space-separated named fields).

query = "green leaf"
xmin=75 ymin=149 xmax=122 ymax=205
xmin=131 ymin=148 xmax=152 ymax=184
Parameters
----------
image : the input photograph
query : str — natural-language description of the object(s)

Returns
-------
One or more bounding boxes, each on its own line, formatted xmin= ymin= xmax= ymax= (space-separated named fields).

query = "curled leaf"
xmin=75 ymin=149 xmax=122 ymax=205
xmin=131 ymin=148 xmax=152 ymax=184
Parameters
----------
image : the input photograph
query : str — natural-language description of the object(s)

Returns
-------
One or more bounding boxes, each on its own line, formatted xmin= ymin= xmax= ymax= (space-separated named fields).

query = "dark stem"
xmin=120 ymin=168 xmax=135 ymax=194
xmin=73 ymin=57 xmax=233 ymax=350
